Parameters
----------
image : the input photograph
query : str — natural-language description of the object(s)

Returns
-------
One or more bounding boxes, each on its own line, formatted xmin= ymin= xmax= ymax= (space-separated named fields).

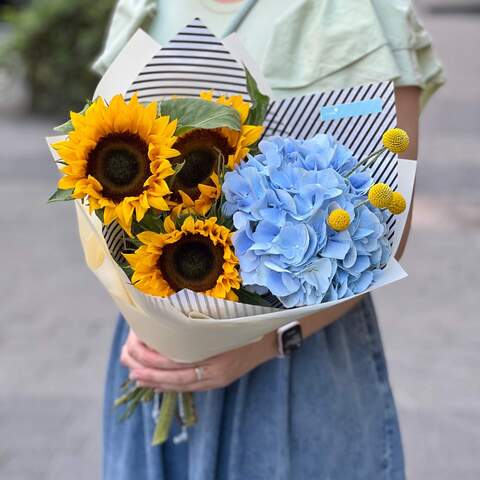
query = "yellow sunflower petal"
xmin=58 ymin=176 xmax=81 ymax=190
xmin=137 ymin=231 xmax=162 ymax=246
xmin=115 ymin=201 xmax=134 ymax=236
xmin=178 ymin=190 xmax=195 ymax=208
xmin=103 ymin=206 xmax=118 ymax=225
xmin=242 ymin=125 xmax=264 ymax=146
xmin=164 ymin=215 xmax=176 ymax=233
xmin=199 ymin=90 xmax=214 ymax=101
xmin=137 ymin=101 xmax=158 ymax=140
xmin=148 ymin=195 xmax=169 ymax=211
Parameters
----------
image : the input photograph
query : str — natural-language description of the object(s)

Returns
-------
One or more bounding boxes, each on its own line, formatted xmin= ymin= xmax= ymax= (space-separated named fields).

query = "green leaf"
xmin=47 ymin=188 xmax=74 ymax=203
xmin=245 ymin=66 xmax=270 ymax=126
xmin=115 ymin=386 xmax=142 ymax=408
xmin=159 ymin=98 xmax=242 ymax=136
xmin=134 ymin=210 xmax=165 ymax=234
xmin=236 ymin=287 xmax=275 ymax=307
xmin=142 ymin=389 xmax=155 ymax=403
xmin=119 ymin=263 xmax=134 ymax=279
xmin=53 ymin=100 xmax=92 ymax=134
xmin=95 ymin=208 xmax=105 ymax=223
xmin=119 ymin=388 xmax=148 ymax=421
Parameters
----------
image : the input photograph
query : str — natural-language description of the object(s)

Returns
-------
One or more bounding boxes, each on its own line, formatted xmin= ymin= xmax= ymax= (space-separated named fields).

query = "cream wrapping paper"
xmin=47 ymin=21 xmax=417 ymax=362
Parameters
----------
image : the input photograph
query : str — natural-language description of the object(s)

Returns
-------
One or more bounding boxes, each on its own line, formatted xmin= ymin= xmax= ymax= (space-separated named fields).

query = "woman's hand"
xmin=121 ymin=329 xmax=278 ymax=392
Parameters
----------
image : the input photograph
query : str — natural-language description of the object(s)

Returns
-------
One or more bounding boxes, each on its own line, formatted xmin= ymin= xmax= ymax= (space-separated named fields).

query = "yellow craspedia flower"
xmin=382 ymin=128 xmax=409 ymax=154
xmin=124 ymin=216 xmax=241 ymax=301
xmin=52 ymin=94 xmax=180 ymax=235
xmin=368 ymin=183 xmax=394 ymax=209
xmin=327 ymin=209 xmax=351 ymax=232
xmin=388 ymin=191 xmax=407 ymax=215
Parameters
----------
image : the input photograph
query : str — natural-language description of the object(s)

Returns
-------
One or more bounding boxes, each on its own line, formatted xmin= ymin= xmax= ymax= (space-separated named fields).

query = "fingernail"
xmin=129 ymin=371 xmax=137 ymax=381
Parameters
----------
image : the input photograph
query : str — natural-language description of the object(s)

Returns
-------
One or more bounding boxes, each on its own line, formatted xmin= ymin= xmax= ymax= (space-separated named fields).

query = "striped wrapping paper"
xmin=47 ymin=20 xmax=417 ymax=361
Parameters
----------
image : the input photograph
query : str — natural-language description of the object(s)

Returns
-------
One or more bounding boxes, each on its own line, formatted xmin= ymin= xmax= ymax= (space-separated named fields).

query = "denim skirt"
xmin=103 ymin=295 xmax=405 ymax=480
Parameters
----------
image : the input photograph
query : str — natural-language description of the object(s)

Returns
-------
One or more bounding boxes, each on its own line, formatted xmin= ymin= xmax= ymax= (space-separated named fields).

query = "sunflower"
xmin=168 ymin=92 xmax=264 ymax=216
xmin=53 ymin=94 xmax=180 ymax=235
xmin=168 ymin=129 xmax=227 ymax=215
xmin=124 ymin=216 xmax=241 ymax=300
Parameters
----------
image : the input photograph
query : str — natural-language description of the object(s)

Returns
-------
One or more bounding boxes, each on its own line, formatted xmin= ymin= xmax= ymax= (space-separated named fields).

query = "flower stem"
xmin=355 ymin=199 xmax=369 ymax=209
xmin=120 ymin=388 xmax=147 ymax=421
xmin=361 ymin=151 xmax=383 ymax=172
xmin=355 ymin=199 xmax=389 ymax=211
xmin=346 ymin=148 xmax=385 ymax=177
xmin=152 ymin=392 xmax=177 ymax=446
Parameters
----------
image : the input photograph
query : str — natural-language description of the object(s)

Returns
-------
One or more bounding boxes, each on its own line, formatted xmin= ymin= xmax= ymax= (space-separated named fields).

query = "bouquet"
xmin=46 ymin=19 xmax=416 ymax=445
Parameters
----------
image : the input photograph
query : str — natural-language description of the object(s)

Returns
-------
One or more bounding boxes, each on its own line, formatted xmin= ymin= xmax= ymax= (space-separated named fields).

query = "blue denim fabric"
xmin=103 ymin=295 xmax=405 ymax=480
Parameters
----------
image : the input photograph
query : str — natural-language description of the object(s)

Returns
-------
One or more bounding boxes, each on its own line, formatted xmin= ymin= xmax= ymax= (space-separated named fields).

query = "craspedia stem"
xmin=345 ymin=148 xmax=385 ymax=177
xmin=355 ymin=199 xmax=369 ymax=209
xmin=361 ymin=151 xmax=384 ymax=172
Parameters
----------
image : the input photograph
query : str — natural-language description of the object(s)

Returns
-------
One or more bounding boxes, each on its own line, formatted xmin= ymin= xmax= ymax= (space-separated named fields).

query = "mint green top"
xmin=93 ymin=0 xmax=444 ymax=107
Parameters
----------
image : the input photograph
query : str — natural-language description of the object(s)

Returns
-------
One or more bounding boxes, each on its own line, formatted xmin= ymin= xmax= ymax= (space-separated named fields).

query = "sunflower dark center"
xmin=87 ymin=133 xmax=150 ymax=201
xmin=177 ymin=149 xmax=217 ymax=188
xmin=175 ymin=239 xmax=214 ymax=279
xmin=103 ymin=149 xmax=139 ymax=186
xmin=171 ymin=129 xmax=234 ymax=199
xmin=159 ymin=234 xmax=224 ymax=292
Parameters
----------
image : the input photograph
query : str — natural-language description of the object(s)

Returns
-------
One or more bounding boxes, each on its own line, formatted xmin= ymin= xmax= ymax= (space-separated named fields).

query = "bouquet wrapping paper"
xmin=47 ymin=19 xmax=416 ymax=362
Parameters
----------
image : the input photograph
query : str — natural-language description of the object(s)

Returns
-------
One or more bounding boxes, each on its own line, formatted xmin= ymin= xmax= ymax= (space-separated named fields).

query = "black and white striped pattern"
xmin=125 ymin=18 xmax=248 ymax=102
xmin=128 ymin=286 xmax=280 ymax=320
xmin=103 ymin=222 xmax=127 ymax=263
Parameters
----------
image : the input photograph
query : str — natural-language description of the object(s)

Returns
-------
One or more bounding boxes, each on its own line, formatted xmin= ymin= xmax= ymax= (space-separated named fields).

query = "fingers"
xmin=136 ymin=380 xmax=214 ymax=393
xmin=130 ymin=368 xmax=205 ymax=392
xmin=120 ymin=343 xmax=144 ymax=370
xmin=122 ymin=330 xmax=194 ymax=370
xmin=120 ymin=330 xmax=221 ymax=392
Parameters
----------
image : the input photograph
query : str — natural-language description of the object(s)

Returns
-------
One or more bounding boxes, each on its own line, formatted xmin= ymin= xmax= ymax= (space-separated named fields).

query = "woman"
xmin=95 ymin=1 xmax=444 ymax=479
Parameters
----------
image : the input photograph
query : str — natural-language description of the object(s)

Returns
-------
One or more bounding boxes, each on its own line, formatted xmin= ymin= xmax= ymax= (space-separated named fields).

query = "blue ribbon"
xmin=321 ymin=98 xmax=383 ymax=121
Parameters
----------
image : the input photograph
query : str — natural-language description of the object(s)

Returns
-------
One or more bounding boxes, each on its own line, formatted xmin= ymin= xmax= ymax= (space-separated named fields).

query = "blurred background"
xmin=0 ymin=0 xmax=478 ymax=478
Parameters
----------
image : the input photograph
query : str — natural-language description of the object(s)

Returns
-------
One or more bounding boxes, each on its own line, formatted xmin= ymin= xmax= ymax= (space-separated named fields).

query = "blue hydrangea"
xmin=222 ymin=134 xmax=391 ymax=308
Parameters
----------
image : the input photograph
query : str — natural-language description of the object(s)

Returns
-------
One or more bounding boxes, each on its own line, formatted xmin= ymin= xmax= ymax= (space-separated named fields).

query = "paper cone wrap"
xmin=47 ymin=19 xmax=416 ymax=362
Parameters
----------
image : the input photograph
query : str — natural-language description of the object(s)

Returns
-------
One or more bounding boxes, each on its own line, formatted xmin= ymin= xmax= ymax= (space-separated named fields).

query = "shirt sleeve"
xmin=92 ymin=0 xmax=157 ymax=76
xmin=372 ymin=0 xmax=445 ymax=106
xmin=262 ymin=0 xmax=445 ymax=108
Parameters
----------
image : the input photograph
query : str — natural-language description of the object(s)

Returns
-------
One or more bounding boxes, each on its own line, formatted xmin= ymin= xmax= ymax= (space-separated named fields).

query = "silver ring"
xmin=194 ymin=366 xmax=205 ymax=382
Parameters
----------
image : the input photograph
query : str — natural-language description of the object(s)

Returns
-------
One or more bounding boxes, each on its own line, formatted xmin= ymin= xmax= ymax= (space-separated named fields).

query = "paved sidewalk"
xmin=1 ymin=4 xmax=479 ymax=480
